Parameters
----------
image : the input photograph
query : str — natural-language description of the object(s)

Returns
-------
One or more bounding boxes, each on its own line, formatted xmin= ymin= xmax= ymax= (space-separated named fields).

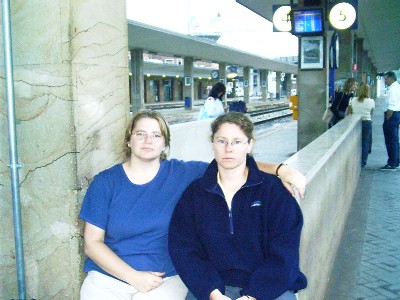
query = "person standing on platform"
xmin=198 ymin=82 xmax=226 ymax=120
xmin=380 ymin=71 xmax=400 ymax=170
xmin=329 ymin=78 xmax=357 ymax=128
xmin=79 ymin=109 xmax=306 ymax=299
xmin=169 ymin=112 xmax=307 ymax=300
xmin=346 ymin=84 xmax=375 ymax=167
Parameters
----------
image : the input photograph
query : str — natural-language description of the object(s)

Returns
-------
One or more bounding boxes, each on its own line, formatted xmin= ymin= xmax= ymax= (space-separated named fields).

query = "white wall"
xmin=169 ymin=119 xmax=214 ymax=162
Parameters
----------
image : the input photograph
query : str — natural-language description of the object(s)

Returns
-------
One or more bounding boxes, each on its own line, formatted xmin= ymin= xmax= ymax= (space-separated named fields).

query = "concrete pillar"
xmin=0 ymin=0 xmax=129 ymax=298
xmin=243 ymin=66 xmax=250 ymax=103
xmin=297 ymin=31 xmax=329 ymax=149
xmin=361 ymin=50 xmax=368 ymax=83
xmin=184 ymin=57 xmax=194 ymax=109
xmin=219 ymin=62 xmax=227 ymax=107
xmin=145 ymin=79 xmax=151 ymax=102
xmin=298 ymin=69 xmax=329 ymax=149
xmin=260 ymin=69 xmax=268 ymax=102
xmin=194 ymin=79 xmax=199 ymax=101
xmin=354 ymin=38 xmax=364 ymax=83
xmin=297 ymin=2 xmax=359 ymax=148
xmin=254 ymin=69 xmax=261 ymax=97
xmin=336 ymin=30 xmax=354 ymax=81
xmin=275 ymin=71 xmax=282 ymax=100
xmin=371 ymin=67 xmax=377 ymax=99
xmin=173 ymin=78 xmax=180 ymax=101
xmin=158 ymin=79 xmax=165 ymax=102
xmin=130 ymin=49 xmax=144 ymax=113
xmin=285 ymin=73 xmax=292 ymax=98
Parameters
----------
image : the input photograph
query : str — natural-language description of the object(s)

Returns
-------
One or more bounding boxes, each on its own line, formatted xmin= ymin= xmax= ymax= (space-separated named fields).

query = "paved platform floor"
xmin=325 ymin=98 xmax=400 ymax=299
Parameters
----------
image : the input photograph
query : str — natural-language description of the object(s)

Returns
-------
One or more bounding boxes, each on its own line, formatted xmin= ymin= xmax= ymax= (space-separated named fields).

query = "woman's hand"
xmin=210 ymin=289 xmax=232 ymax=300
xmin=127 ymin=270 xmax=165 ymax=293
xmin=83 ymin=222 xmax=165 ymax=292
xmin=255 ymin=162 xmax=306 ymax=198
xmin=277 ymin=164 xmax=306 ymax=198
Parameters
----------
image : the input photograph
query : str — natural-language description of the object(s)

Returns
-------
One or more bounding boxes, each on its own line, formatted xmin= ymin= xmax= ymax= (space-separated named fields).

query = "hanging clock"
xmin=211 ymin=70 xmax=219 ymax=79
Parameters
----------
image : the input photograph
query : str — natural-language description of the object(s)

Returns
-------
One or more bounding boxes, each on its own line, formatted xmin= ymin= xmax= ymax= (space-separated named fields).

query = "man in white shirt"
xmin=381 ymin=71 xmax=400 ymax=170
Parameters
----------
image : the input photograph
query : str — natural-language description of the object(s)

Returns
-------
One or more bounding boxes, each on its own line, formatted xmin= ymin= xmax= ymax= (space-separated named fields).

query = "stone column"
xmin=183 ymin=57 xmax=194 ymax=109
xmin=219 ymin=62 xmax=227 ymax=106
xmin=0 ymin=0 xmax=129 ymax=298
xmin=260 ymin=69 xmax=268 ymax=102
xmin=285 ymin=73 xmax=292 ymax=98
xmin=145 ymin=79 xmax=151 ymax=102
xmin=243 ymin=66 xmax=250 ymax=103
xmin=297 ymin=35 xmax=329 ymax=149
xmin=173 ymin=78 xmax=180 ymax=101
xmin=158 ymin=78 xmax=165 ymax=102
xmin=130 ymin=49 xmax=145 ymax=113
xmin=354 ymin=38 xmax=364 ymax=83
xmin=336 ymin=30 xmax=354 ymax=81
xmin=275 ymin=71 xmax=282 ymax=100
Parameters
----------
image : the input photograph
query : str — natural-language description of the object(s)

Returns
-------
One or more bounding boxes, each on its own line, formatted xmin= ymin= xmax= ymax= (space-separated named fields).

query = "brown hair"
xmin=357 ymin=84 xmax=370 ymax=102
xmin=210 ymin=112 xmax=254 ymax=142
xmin=343 ymin=78 xmax=357 ymax=93
xmin=123 ymin=110 xmax=170 ymax=160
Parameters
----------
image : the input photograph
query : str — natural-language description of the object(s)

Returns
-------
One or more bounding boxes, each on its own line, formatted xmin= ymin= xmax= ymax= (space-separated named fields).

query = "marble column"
xmin=297 ymin=33 xmax=329 ymax=149
xmin=275 ymin=71 xmax=282 ymax=100
xmin=336 ymin=30 xmax=354 ymax=81
xmin=219 ymin=62 xmax=227 ymax=106
xmin=354 ymin=38 xmax=364 ymax=83
xmin=0 ymin=0 xmax=129 ymax=298
xmin=243 ymin=66 xmax=250 ymax=103
xmin=130 ymin=48 xmax=145 ymax=113
xmin=183 ymin=57 xmax=194 ymax=109
xmin=260 ymin=69 xmax=268 ymax=102
xmin=285 ymin=73 xmax=292 ymax=98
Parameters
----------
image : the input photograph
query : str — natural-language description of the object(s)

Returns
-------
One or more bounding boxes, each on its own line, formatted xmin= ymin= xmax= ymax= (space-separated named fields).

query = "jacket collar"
xmin=200 ymin=155 xmax=265 ymax=193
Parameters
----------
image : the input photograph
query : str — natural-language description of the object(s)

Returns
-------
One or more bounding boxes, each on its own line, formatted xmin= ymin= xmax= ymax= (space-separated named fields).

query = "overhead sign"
xmin=328 ymin=0 xmax=358 ymax=30
xmin=272 ymin=5 xmax=292 ymax=32
xmin=329 ymin=2 xmax=356 ymax=30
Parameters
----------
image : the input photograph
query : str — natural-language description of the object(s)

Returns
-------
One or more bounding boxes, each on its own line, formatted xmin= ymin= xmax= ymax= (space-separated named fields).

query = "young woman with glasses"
xmin=79 ymin=110 xmax=306 ymax=299
xmin=169 ymin=112 xmax=307 ymax=300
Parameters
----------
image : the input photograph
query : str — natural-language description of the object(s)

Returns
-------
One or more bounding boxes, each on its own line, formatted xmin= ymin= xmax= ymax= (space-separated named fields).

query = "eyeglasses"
xmin=213 ymin=138 xmax=249 ymax=148
xmin=132 ymin=131 xmax=164 ymax=142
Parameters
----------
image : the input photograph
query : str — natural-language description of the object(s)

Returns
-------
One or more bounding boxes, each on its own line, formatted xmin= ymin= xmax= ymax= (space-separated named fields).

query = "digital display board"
xmin=292 ymin=9 xmax=324 ymax=36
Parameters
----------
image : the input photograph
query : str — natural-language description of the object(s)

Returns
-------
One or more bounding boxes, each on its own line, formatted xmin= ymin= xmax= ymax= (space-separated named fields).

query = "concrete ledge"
xmin=169 ymin=118 xmax=214 ymax=162
xmin=286 ymin=115 xmax=362 ymax=300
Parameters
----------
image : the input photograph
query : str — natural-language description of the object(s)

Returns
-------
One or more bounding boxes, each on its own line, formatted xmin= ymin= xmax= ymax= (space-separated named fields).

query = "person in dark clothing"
xmin=329 ymin=78 xmax=357 ymax=128
xmin=168 ymin=112 xmax=307 ymax=300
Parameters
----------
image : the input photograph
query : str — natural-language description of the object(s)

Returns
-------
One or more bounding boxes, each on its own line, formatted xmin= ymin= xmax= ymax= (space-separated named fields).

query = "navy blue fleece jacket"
xmin=168 ymin=156 xmax=307 ymax=300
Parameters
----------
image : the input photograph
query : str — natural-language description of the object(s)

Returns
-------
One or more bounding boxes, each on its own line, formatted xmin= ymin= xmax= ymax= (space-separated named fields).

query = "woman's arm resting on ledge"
xmin=256 ymin=162 xmax=306 ymax=198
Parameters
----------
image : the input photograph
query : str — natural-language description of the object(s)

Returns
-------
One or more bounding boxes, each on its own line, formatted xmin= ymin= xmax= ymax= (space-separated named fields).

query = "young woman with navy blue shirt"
xmin=169 ymin=112 xmax=307 ymax=300
xmin=79 ymin=110 xmax=306 ymax=299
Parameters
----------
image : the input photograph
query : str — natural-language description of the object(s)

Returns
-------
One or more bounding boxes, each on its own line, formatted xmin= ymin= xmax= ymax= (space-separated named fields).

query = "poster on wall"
xmin=184 ymin=76 xmax=191 ymax=86
xmin=300 ymin=36 xmax=324 ymax=70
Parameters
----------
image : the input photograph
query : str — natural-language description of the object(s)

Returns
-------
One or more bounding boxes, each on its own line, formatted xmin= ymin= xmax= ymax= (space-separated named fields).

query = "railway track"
xmin=156 ymin=103 xmax=293 ymax=125
xmin=249 ymin=106 xmax=293 ymax=124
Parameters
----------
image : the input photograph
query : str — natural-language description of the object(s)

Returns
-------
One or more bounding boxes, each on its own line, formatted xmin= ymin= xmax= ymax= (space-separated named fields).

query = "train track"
xmin=158 ymin=103 xmax=293 ymax=125
xmin=249 ymin=106 xmax=293 ymax=124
